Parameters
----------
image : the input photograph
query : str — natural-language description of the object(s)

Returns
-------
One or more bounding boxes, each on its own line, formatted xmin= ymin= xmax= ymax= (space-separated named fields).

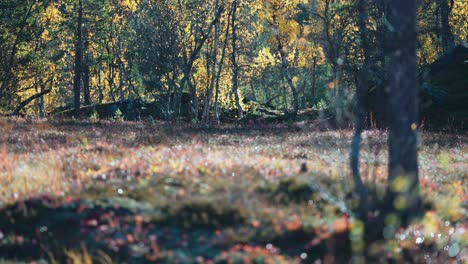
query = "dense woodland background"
xmin=0 ymin=0 xmax=467 ymax=127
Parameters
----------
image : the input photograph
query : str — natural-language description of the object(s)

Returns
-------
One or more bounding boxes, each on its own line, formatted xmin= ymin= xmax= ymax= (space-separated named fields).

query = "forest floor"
xmin=0 ymin=118 xmax=466 ymax=263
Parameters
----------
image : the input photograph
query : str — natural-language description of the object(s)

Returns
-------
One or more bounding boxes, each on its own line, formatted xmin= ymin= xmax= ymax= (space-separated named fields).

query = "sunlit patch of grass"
xmin=0 ymin=153 xmax=68 ymax=205
xmin=64 ymin=247 xmax=93 ymax=264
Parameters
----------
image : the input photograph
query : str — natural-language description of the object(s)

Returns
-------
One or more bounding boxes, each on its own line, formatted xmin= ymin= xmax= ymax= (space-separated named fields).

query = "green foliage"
xmin=90 ymin=108 xmax=99 ymax=120
xmin=113 ymin=108 xmax=124 ymax=121
xmin=0 ymin=0 xmax=465 ymax=128
xmin=128 ymin=0 xmax=179 ymax=92
xmin=312 ymin=99 xmax=328 ymax=111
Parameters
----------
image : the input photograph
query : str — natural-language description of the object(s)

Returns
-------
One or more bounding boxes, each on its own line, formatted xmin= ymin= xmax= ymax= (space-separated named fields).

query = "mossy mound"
xmin=54 ymin=92 xmax=193 ymax=121
xmin=160 ymin=200 xmax=247 ymax=229
xmin=256 ymin=178 xmax=315 ymax=204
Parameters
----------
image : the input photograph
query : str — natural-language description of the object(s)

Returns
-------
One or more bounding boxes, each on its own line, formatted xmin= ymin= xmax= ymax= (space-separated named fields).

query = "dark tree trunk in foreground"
xmin=351 ymin=0 xmax=370 ymax=223
xmin=386 ymin=0 xmax=421 ymax=224
xmin=73 ymin=0 xmax=84 ymax=118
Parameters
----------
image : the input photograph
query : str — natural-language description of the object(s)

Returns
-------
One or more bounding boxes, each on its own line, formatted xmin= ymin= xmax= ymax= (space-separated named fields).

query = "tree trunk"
xmin=97 ymin=70 xmax=104 ymax=103
xmin=126 ymin=61 xmax=141 ymax=100
xmin=438 ymin=0 xmax=455 ymax=54
xmin=214 ymin=8 xmax=232 ymax=125
xmin=230 ymin=0 xmax=243 ymax=119
xmin=203 ymin=0 xmax=221 ymax=124
xmin=277 ymin=38 xmax=299 ymax=117
xmin=311 ymin=57 xmax=317 ymax=105
xmin=282 ymin=83 xmax=288 ymax=113
xmin=83 ymin=63 xmax=91 ymax=105
xmin=119 ymin=67 xmax=125 ymax=101
xmin=73 ymin=0 xmax=84 ymax=118
xmin=38 ymin=81 xmax=47 ymax=118
xmin=386 ymin=0 xmax=421 ymax=224
xmin=188 ymin=77 xmax=198 ymax=119
xmin=115 ymin=36 xmax=127 ymax=102
xmin=176 ymin=4 xmax=225 ymax=117
xmin=350 ymin=3 xmax=371 ymax=252
xmin=82 ymin=29 xmax=91 ymax=106
xmin=333 ymin=63 xmax=343 ymax=125
xmin=202 ymin=50 xmax=213 ymax=123
xmin=107 ymin=63 xmax=116 ymax=102
xmin=300 ymin=69 xmax=307 ymax=109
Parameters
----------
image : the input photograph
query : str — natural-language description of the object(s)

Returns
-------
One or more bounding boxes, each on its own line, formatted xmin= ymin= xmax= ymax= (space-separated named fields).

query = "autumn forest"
xmin=0 ymin=0 xmax=467 ymax=263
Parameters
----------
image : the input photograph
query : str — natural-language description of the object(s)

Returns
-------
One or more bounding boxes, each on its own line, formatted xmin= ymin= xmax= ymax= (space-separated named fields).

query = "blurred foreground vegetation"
xmin=0 ymin=118 xmax=466 ymax=263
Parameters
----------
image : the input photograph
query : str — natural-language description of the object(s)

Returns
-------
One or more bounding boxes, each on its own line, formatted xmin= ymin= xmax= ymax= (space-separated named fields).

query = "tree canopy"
xmin=0 ymin=0 xmax=465 ymax=125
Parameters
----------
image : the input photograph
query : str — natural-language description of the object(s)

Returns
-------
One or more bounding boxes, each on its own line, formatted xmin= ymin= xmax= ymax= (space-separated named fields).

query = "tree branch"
xmin=11 ymin=88 xmax=52 ymax=116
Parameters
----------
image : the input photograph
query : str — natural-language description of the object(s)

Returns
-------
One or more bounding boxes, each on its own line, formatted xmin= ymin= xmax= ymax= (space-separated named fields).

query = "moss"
xmin=256 ymin=178 xmax=315 ymax=204
xmin=160 ymin=200 xmax=247 ymax=229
